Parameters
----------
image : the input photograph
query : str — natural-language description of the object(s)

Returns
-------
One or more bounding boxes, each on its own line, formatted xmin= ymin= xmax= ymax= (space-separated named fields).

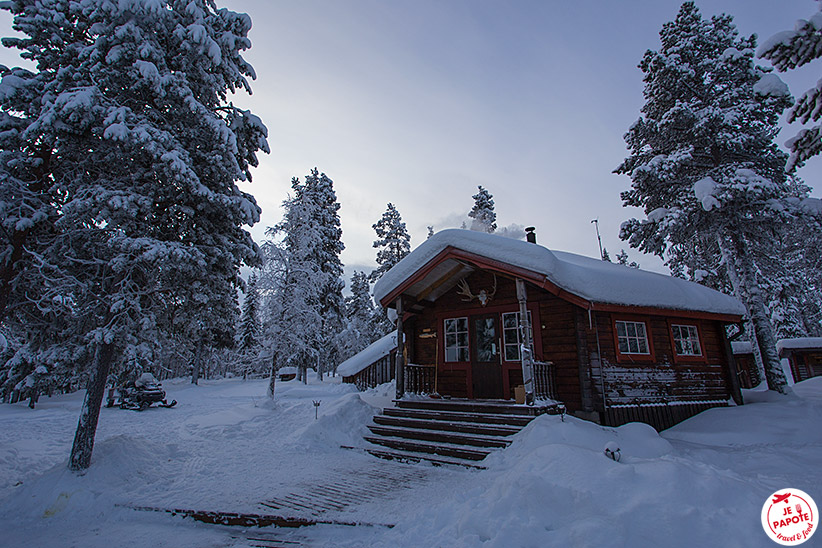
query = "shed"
xmin=777 ymin=338 xmax=822 ymax=383
xmin=339 ymin=333 xmax=399 ymax=390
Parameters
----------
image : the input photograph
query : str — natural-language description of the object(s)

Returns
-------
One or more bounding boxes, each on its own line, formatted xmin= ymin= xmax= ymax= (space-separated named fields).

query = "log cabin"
xmin=367 ymin=229 xmax=747 ymax=430
xmin=777 ymin=338 xmax=822 ymax=383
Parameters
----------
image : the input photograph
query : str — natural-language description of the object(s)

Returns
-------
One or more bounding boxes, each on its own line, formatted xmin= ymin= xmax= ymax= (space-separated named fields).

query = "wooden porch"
xmin=403 ymin=360 xmax=558 ymax=401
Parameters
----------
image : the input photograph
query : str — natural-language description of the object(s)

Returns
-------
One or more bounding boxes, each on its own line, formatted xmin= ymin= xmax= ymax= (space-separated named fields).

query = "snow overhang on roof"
xmin=337 ymin=332 xmax=398 ymax=377
xmin=776 ymin=337 xmax=822 ymax=357
xmin=731 ymin=341 xmax=753 ymax=355
xmin=372 ymin=229 xmax=747 ymax=319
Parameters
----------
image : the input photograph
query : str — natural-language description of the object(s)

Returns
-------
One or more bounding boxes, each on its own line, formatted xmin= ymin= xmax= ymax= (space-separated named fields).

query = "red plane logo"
xmin=772 ymin=493 xmax=791 ymax=504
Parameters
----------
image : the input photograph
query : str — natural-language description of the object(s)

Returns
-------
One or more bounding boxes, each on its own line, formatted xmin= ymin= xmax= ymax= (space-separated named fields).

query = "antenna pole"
xmin=591 ymin=219 xmax=603 ymax=260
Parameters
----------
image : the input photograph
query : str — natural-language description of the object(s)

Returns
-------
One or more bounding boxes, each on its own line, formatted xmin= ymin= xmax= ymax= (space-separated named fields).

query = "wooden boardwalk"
xmin=259 ymin=461 xmax=432 ymax=518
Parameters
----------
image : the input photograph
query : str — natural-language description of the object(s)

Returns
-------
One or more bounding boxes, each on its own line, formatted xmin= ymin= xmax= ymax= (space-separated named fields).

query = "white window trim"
xmin=671 ymin=324 xmax=702 ymax=356
xmin=444 ymin=317 xmax=469 ymax=362
xmin=616 ymin=320 xmax=651 ymax=355
xmin=502 ymin=311 xmax=533 ymax=362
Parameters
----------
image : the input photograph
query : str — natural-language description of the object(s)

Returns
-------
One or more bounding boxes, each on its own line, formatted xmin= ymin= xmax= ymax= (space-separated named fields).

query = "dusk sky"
xmin=3 ymin=1 xmax=822 ymax=278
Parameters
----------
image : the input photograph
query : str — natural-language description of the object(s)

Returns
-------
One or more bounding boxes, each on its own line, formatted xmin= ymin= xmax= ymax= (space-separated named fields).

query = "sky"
xmin=2 ymin=1 xmax=822 ymax=279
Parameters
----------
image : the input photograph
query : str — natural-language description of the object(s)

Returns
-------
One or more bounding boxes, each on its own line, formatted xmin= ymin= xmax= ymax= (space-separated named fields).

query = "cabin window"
xmin=444 ymin=317 xmax=469 ymax=362
xmin=502 ymin=311 xmax=533 ymax=361
xmin=671 ymin=324 xmax=702 ymax=356
xmin=615 ymin=320 xmax=650 ymax=355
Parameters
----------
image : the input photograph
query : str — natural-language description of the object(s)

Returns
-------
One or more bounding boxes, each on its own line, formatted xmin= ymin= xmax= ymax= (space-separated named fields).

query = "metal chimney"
xmin=525 ymin=227 xmax=536 ymax=244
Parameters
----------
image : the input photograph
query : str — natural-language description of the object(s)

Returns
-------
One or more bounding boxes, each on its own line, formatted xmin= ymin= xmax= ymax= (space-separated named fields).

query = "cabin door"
xmin=471 ymin=314 xmax=502 ymax=399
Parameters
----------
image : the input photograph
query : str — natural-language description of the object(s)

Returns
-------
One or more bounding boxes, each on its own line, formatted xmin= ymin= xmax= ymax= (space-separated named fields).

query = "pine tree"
xmin=615 ymin=2 xmax=801 ymax=393
xmin=296 ymin=169 xmax=345 ymax=379
xmin=262 ymin=169 xmax=345 ymax=383
xmin=601 ymin=248 xmax=612 ymax=262
xmin=370 ymin=203 xmax=411 ymax=283
xmin=339 ymin=271 xmax=381 ymax=360
xmin=759 ymin=7 xmax=822 ymax=171
xmin=468 ymin=186 xmax=497 ymax=233
xmin=0 ymin=0 xmax=266 ymax=468
xmin=616 ymin=250 xmax=640 ymax=269
xmin=240 ymin=274 xmax=261 ymax=354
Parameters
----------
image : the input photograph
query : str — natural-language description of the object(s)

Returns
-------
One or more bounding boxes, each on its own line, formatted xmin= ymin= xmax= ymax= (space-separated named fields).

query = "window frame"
xmin=501 ymin=310 xmax=533 ymax=363
xmin=667 ymin=321 xmax=707 ymax=364
xmin=443 ymin=316 xmax=470 ymax=363
xmin=612 ymin=317 xmax=656 ymax=363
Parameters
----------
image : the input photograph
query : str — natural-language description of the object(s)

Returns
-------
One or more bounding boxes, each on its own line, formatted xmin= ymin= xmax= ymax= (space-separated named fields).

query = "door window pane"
xmin=444 ymin=317 xmax=469 ymax=362
xmin=502 ymin=311 xmax=533 ymax=361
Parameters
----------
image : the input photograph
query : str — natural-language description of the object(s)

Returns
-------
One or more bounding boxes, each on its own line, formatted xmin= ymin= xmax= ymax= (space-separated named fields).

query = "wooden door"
xmin=471 ymin=315 xmax=502 ymax=399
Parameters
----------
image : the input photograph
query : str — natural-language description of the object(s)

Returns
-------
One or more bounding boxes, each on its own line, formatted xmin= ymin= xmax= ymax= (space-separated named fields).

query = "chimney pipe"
xmin=525 ymin=226 xmax=536 ymax=244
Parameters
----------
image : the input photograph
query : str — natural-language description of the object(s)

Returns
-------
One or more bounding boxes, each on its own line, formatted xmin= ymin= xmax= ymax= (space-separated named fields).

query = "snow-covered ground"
xmin=0 ymin=376 xmax=820 ymax=547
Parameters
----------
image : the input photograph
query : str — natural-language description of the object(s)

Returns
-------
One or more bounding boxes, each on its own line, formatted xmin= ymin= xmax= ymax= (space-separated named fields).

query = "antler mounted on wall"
xmin=455 ymin=273 xmax=497 ymax=306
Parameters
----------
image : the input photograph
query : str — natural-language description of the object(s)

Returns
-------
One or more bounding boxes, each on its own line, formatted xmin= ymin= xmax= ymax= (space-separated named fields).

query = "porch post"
xmin=395 ymin=296 xmax=405 ymax=400
xmin=516 ymin=278 xmax=535 ymax=405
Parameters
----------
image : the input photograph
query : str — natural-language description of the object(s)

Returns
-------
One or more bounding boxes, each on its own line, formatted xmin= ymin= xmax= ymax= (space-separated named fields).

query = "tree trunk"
xmin=191 ymin=343 xmax=201 ymax=385
xmin=267 ymin=357 xmax=276 ymax=398
xmin=720 ymin=231 xmax=790 ymax=394
xmin=69 ymin=341 xmax=116 ymax=471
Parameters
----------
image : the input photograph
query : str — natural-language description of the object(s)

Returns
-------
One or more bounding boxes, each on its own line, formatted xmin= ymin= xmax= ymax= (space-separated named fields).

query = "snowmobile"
xmin=106 ymin=372 xmax=177 ymax=410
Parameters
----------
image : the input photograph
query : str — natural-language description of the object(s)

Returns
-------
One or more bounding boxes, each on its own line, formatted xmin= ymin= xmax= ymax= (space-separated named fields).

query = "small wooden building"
xmin=777 ymin=338 xmax=822 ymax=383
xmin=339 ymin=333 xmax=398 ymax=390
xmin=731 ymin=341 xmax=759 ymax=389
xmin=371 ymin=229 xmax=746 ymax=430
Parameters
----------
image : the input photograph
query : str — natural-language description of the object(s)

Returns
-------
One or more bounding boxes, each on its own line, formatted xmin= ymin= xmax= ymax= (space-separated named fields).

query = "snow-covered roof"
xmin=337 ymin=333 xmax=398 ymax=377
xmin=776 ymin=337 xmax=822 ymax=355
xmin=731 ymin=341 xmax=753 ymax=355
xmin=373 ymin=229 xmax=746 ymax=317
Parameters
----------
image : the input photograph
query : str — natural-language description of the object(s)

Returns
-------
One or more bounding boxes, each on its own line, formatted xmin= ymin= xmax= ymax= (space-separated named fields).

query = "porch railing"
xmin=402 ymin=361 xmax=555 ymax=401
xmin=349 ymin=354 xmax=394 ymax=391
xmin=533 ymin=361 xmax=557 ymax=400
xmin=404 ymin=363 xmax=436 ymax=395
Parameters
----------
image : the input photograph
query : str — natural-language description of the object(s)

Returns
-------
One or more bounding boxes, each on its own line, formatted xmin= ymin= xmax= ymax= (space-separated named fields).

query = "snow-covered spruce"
xmin=260 ymin=169 xmax=345 ymax=390
xmin=759 ymin=6 xmax=822 ymax=171
xmin=615 ymin=2 xmax=810 ymax=394
xmin=468 ymin=185 xmax=497 ymax=233
xmin=370 ymin=203 xmax=411 ymax=284
xmin=0 ymin=0 xmax=267 ymax=469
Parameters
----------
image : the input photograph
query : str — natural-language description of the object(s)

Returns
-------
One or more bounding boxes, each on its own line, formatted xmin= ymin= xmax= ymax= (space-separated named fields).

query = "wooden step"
xmin=367 ymin=425 xmax=511 ymax=448
xmin=373 ymin=415 xmax=522 ymax=437
xmin=363 ymin=436 xmax=491 ymax=461
xmin=349 ymin=446 xmax=486 ymax=469
xmin=382 ymin=407 xmax=534 ymax=427
xmin=394 ymin=398 xmax=556 ymax=416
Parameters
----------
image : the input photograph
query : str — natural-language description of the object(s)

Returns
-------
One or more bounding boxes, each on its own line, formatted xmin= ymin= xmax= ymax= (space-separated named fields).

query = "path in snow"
xmin=260 ymin=459 xmax=434 ymax=519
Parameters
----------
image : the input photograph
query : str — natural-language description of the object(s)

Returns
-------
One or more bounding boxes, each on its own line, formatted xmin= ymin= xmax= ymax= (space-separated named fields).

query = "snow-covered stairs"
xmin=360 ymin=399 xmax=556 ymax=468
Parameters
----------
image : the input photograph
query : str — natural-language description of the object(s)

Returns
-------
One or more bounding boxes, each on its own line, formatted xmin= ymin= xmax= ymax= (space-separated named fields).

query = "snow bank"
xmin=373 ymin=229 xmax=745 ymax=316
xmin=292 ymin=392 xmax=378 ymax=449
xmin=380 ymin=379 xmax=822 ymax=547
xmin=381 ymin=415 xmax=747 ymax=547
